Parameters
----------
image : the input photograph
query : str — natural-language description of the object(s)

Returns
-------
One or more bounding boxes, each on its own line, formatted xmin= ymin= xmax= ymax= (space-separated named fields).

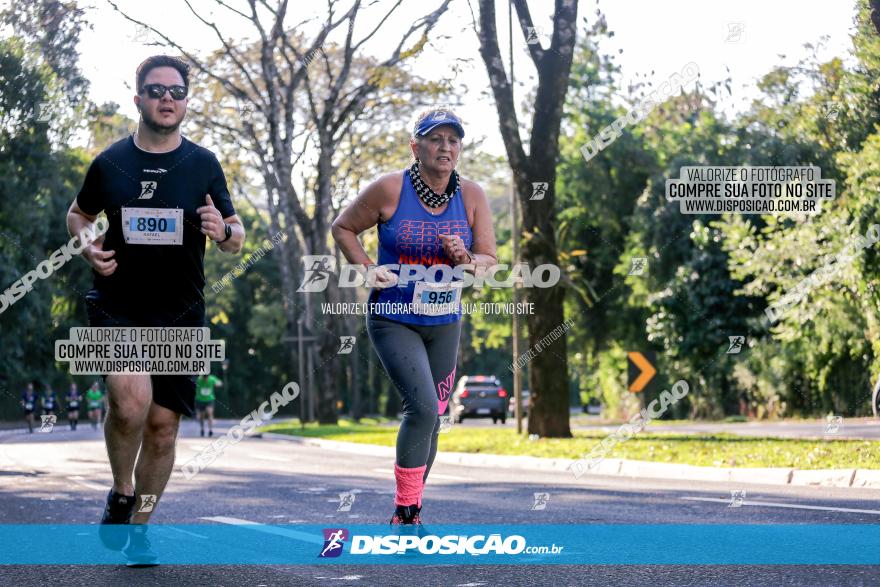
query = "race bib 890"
xmin=121 ymin=207 xmax=183 ymax=245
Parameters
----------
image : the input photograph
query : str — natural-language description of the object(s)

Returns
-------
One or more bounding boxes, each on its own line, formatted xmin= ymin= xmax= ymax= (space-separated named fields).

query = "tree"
xmin=0 ymin=1 xmax=94 ymax=412
xmin=474 ymin=0 xmax=579 ymax=437
xmin=85 ymin=102 xmax=135 ymax=155
xmin=717 ymin=0 xmax=880 ymax=417
xmin=555 ymin=16 xmax=654 ymax=415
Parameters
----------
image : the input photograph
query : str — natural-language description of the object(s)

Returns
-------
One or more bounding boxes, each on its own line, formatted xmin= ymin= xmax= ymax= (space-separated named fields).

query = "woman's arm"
xmin=331 ymin=174 xmax=398 ymax=267
xmin=462 ymin=180 xmax=498 ymax=272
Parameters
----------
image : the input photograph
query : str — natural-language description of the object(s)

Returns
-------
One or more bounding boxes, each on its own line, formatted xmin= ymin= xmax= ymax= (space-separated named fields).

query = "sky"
xmin=73 ymin=0 xmax=859 ymax=156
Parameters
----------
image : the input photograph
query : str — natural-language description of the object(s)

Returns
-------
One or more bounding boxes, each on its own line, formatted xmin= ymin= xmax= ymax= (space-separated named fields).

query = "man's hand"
xmin=82 ymin=235 xmax=117 ymax=276
xmin=439 ymin=234 xmax=472 ymax=266
xmin=197 ymin=194 xmax=226 ymax=242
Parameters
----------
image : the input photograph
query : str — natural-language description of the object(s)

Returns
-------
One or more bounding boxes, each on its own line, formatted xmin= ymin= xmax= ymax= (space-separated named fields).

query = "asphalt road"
xmin=0 ymin=420 xmax=878 ymax=586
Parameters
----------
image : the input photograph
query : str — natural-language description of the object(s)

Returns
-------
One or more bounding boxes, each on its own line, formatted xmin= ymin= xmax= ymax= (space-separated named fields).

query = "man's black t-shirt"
xmin=76 ymin=135 xmax=236 ymax=309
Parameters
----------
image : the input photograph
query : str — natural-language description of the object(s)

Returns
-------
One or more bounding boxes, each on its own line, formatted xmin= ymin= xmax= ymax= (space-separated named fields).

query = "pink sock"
xmin=394 ymin=464 xmax=426 ymax=507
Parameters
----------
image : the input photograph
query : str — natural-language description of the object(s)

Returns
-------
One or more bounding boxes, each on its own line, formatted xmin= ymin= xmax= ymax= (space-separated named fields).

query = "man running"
xmin=66 ymin=55 xmax=245 ymax=565
xmin=86 ymin=381 xmax=104 ymax=430
xmin=194 ymin=372 xmax=222 ymax=437
xmin=66 ymin=383 xmax=82 ymax=431
xmin=21 ymin=383 xmax=36 ymax=433
xmin=332 ymin=109 xmax=496 ymax=525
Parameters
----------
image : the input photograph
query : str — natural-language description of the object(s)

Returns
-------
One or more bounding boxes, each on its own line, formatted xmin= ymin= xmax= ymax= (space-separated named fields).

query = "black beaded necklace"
xmin=409 ymin=160 xmax=459 ymax=210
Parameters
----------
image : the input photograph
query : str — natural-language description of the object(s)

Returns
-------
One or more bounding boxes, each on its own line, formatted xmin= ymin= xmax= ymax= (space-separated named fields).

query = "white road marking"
xmin=201 ymin=516 xmax=323 ymax=544
xmin=681 ymin=496 xmax=880 ymax=515
xmin=252 ymin=455 xmax=289 ymax=462
xmin=67 ymin=475 xmax=104 ymax=491
xmin=371 ymin=468 xmax=468 ymax=481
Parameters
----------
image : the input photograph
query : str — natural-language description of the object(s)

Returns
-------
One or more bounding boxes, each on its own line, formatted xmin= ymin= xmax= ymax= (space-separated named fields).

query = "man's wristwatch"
xmin=217 ymin=223 xmax=232 ymax=244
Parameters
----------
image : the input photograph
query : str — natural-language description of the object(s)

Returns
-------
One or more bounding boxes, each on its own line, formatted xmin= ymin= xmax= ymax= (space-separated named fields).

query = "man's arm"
xmin=67 ymin=199 xmax=97 ymax=240
xmin=197 ymin=194 xmax=245 ymax=254
xmin=67 ymin=200 xmax=117 ymax=276
xmin=217 ymin=215 xmax=245 ymax=254
xmin=202 ymin=155 xmax=245 ymax=254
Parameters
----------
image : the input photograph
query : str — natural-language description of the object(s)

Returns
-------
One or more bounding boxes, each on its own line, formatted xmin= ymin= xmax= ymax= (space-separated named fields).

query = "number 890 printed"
xmin=134 ymin=217 xmax=172 ymax=232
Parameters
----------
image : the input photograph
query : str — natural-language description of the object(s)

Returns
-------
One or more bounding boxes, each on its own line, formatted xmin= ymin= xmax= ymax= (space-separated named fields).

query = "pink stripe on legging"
xmin=436 ymin=367 xmax=456 ymax=415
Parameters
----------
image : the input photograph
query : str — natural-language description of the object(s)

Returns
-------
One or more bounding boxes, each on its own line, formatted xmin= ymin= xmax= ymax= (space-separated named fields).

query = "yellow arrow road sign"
xmin=627 ymin=351 xmax=657 ymax=393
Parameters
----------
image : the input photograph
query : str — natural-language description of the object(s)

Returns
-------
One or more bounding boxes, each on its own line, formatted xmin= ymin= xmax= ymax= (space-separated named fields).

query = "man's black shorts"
xmin=85 ymin=292 xmax=206 ymax=417
xmin=195 ymin=400 xmax=215 ymax=411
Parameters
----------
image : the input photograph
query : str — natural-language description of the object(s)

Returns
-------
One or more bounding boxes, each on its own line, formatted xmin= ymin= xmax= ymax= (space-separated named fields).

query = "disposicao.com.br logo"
xmin=297 ymin=255 xmax=560 ymax=293
xmin=318 ymin=528 xmax=563 ymax=557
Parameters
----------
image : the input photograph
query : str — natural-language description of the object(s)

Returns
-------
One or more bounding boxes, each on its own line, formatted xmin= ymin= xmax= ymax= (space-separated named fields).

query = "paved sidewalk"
xmin=261 ymin=432 xmax=880 ymax=490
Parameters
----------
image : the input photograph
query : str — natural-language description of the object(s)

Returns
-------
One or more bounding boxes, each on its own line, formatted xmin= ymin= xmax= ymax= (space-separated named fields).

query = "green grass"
xmin=260 ymin=419 xmax=880 ymax=470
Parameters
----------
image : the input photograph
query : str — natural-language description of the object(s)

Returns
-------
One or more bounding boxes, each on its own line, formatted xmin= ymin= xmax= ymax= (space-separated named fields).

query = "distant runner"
xmin=86 ymin=381 xmax=104 ymax=430
xmin=66 ymin=383 xmax=82 ymax=431
xmin=194 ymin=373 xmax=222 ymax=437
xmin=21 ymin=383 xmax=37 ymax=434
xmin=41 ymin=386 xmax=57 ymax=417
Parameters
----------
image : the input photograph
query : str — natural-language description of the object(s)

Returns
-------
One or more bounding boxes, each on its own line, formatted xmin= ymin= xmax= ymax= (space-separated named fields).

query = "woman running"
xmin=332 ymin=109 xmax=496 ymax=525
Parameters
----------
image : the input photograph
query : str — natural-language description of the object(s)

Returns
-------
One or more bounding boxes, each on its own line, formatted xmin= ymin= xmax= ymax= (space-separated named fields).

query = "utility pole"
xmin=284 ymin=311 xmax=317 ymax=428
xmin=509 ymin=0 xmax=523 ymax=435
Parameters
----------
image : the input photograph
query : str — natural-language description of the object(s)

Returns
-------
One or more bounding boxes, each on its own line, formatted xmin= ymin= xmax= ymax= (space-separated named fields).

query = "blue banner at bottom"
xmin=0 ymin=524 xmax=877 ymax=565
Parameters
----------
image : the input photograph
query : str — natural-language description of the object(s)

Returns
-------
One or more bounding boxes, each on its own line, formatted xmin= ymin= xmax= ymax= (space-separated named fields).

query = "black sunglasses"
xmin=141 ymin=83 xmax=187 ymax=100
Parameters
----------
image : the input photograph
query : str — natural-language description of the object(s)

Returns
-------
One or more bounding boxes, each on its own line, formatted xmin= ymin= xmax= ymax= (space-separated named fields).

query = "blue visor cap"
xmin=415 ymin=110 xmax=465 ymax=138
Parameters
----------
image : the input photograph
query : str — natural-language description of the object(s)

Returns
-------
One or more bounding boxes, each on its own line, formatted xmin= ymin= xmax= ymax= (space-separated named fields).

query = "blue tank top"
xmin=371 ymin=169 xmax=473 ymax=325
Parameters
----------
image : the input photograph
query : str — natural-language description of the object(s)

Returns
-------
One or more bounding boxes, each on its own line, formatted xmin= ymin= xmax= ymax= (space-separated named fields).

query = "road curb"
xmin=260 ymin=432 xmax=880 ymax=489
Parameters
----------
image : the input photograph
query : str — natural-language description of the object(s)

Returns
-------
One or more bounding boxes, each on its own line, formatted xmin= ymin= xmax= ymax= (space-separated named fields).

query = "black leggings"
xmin=366 ymin=313 xmax=461 ymax=478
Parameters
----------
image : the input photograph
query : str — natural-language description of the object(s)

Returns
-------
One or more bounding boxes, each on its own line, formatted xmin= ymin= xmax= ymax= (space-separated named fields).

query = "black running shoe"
xmin=390 ymin=504 xmax=421 ymax=525
xmin=390 ymin=504 xmax=430 ymax=545
xmin=123 ymin=525 xmax=159 ymax=567
xmin=99 ymin=489 xmax=136 ymax=551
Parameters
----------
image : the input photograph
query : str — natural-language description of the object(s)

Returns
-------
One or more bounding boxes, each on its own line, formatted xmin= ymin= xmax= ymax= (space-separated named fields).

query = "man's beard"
xmin=141 ymin=110 xmax=182 ymax=134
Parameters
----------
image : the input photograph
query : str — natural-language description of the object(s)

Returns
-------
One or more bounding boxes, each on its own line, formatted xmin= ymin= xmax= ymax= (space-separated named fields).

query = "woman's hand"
xmin=366 ymin=265 xmax=398 ymax=288
xmin=439 ymin=233 xmax=472 ymax=266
